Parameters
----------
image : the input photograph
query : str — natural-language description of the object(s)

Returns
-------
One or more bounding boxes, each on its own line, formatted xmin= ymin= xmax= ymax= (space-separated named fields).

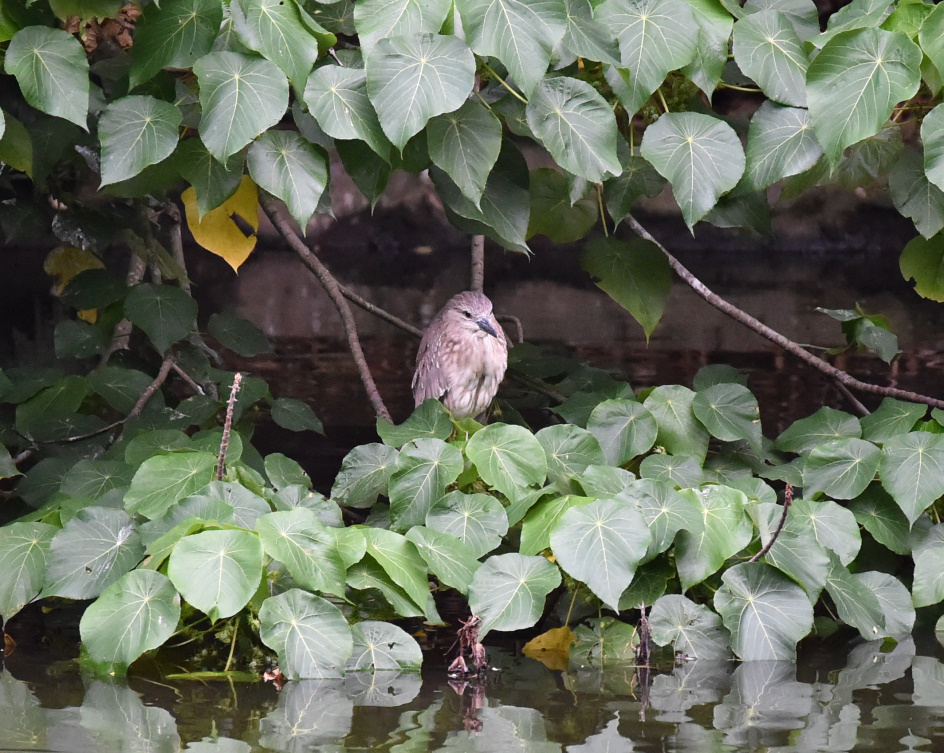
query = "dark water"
xmin=4 ymin=637 xmax=944 ymax=752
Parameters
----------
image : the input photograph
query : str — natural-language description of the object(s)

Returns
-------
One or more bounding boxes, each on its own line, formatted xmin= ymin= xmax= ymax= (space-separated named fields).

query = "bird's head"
xmin=446 ymin=291 xmax=500 ymax=339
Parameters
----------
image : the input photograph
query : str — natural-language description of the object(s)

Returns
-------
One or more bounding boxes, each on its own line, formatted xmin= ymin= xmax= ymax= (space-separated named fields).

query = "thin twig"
xmin=751 ymin=484 xmax=793 ymax=562
xmin=102 ymin=251 xmax=146 ymax=363
xmin=596 ymin=185 xmax=609 ymax=238
xmin=497 ymin=314 xmax=524 ymax=345
xmin=470 ymin=235 xmax=485 ymax=293
xmin=218 ymin=373 xmax=242 ymax=481
xmin=171 ymin=362 xmax=205 ymax=396
xmin=129 ymin=356 xmax=175 ymax=417
xmin=481 ymin=61 xmax=527 ymax=104
xmin=261 ymin=196 xmax=392 ymax=422
xmin=627 ymin=215 xmax=944 ymax=410
xmin=834 ymin=381 xmax=870 ymax=416
xmin=339 ymin=285 xmax=423 ymax=337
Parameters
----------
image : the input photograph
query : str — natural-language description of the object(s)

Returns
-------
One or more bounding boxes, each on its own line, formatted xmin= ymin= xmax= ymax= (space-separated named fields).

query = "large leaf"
xmin=330 ymin=443 xmax=398 ymax=508
xmin=256 ymin=509 xmax=347 ymax=597
xmin=5 ymin=27 xmax=89 ymax=128
xmin=376 ymin=399 xmax=453 ymax=448
xmin=860 ymin=397 xmax=926 ymax=442
xmin=858 ymin=571 xmax=913 ymax=635
xmin=849 ymin=483 xmax=911 ymax=555
xmin=693 ymin=382 xmax=762 ymax=452
xmin=168 ymin=529 xmax=263 ymax=621
xmin=79 ymin=570 xmax=180 ymax=668
xmin=427 ymin=99 xmax=502 ymax=208
xmin=920 ymin=3 xmax=944 ymax=88
xmin=303 ymin=65 xmax=390 ymax=156
xmin=129 ymin=0 xmax=223 ymax=89
xmin=604 ymin=154 xmax=666 ymax=224
xmin=714 ymin=562 xmax=814 ymax=660
xmin=346 ymin=558 xmax=426 ymax=619
xmin=535 ymin=424 xmax=606 ymax=484
xmin=387 ymin=438 xmax=463 ymax=531
xmin=98 ymin=96 xmax=182 ymax=186
xmin=347 ymin=621 xmax=423 ymax=671
xmin=123 ymin=283 xmax=198 ymax=354
xmin=549 ymin=499 xmax=650 ymax=610
xmin=15 ymin=375 xmax=87 ymax=442
xmin=754 ymin=501 xmax=830 ymax=598
xmin=801 ymin=438 xmax=881 ymax=500
xmin=465 ymin=423 xmax=547 ymax=500
xmin=208 ymin=312 xmax=272 ymax=357
xmin=586 ymin=399 xmax=657 ymax=466
xmin=360 ymin=527 xmax=430 ymax=610
xmin=124 ymin=451 xmax=217 ymax=519
xmin=649 ymin=593 xmax=731 ymax=659
xmin=405 ymin=526 xmax=480 ymax=594
xmin=364 ymin=33 xmax=475 ymax=150
xmin=354 ymin=0 xmax=452 ymax=49
xmin=525 ymin=77 xmax=620 ymax=183
xmin=913 ymin=539 xmax=944 ymax=608
xmin=824 ymin=555 xmax=886 ymax=640
xmin=789 ymin=497 xmax=861 ymax=565
xmin=681 ymin=0 xmax=733 ymax=97
xmin=732 ymin=10 xmax=809 ymax=106
xmin=620 ymin=478 xmax=703 ymax=559
xmin=675 ymin=486 xmax=753 ymax=591
xmin=806 ymin=28 xmax=921 ymax=166
xmin=527 ymin=168 xmax=597 ymax=243
xmin=643 ymin=384 xmax=710 ymax=461
xmin=640 ymin=112 xmax=745 ymax=228
xmin=561 ymin=0 xmax=621 ymax=66
xmin=426 ymin=490 xmax=509 ymax=558
xmin=581 ymin=237 xmax=672 ymax=340
xmin=0 ymin=521 xmax=57 ymax=618
xmin=924 ymin=105 xmax=944 ymax=194
xmin=879 ymin=432 xmax=944 ymax=525
xmin=259 ymin=589 xmax=353 ymax=679
xmin=520 ymin=494 xmax=593 ymax=555
xmin=456 ymin=0 xmax=567 ymax=96
xmin=177 ymin=138 xmax=245 ymax=218
xmin=597 ymin=0 xmax=698 ymax=116
xmin=60 ymin=460 xmax=134 ymax=501
xmin=889 ymin=147 xmax=944 ymax=239
xmin=194 ymin=51 xmax=289 ymax=160
xmin=467 ymin=553 xmax=562 ymax=636
xmin=900 ymin=234 xmax=944 ymax=302
xmin=774 ymin=406 xmax=861 ymax=454
xmin=43 ymin=507 xmax=143 ymax=599
xmin=743 ymin=102 xmax=823 ymax=192
xmin=247 ymin=130 xmax=327 ymax=230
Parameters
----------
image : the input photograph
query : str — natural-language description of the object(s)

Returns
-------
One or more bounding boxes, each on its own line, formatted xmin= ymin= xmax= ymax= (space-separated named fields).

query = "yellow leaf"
xmin=522 ymin=626 xmax=577 ymax=671
xmin=182 ymin=175 xmax=259 ymax=272
xmin=44 ymin=245 xmax=104 ymax=295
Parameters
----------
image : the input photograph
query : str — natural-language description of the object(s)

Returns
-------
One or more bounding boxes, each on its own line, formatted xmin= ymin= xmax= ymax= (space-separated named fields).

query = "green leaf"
xmin=597 ymin=0 xmax=698 ymax=116
xmin=649 ymin=593 xmax=731 ymax=659
xmin=247 ymin=129 xmax=327 ymax=229
xmin=714 ymin=561 xmax=814 ymax=660
xmin=643 ymin=385 xmax=710 ymax=461
xmin=129 ymin=0 xmax=222 ymax=88
xmin=457 ymin=0 xmax=567 ymax=96
xmin=264 ymin=453 xmax=310 ymax=491
xmin=168 ymin=529 xmax=263 ymax=620
xmin=259 ymin=589 xmax=352 ymax=678
xmin=639 ymin=454 xmax=704 ymax=487
xmin=693 ymin=382 xmax=762 ymax=452
xmin=581 ymin=237 xmax=672 ymax=340
xmin=303 ymin=65 xmax=390 ymax=157
xmin=586 ymin=399 xmax=657 ymax=466
xmin=603 ymin=154 xmax=666 ymax=224
xmin=920 ymin=3 xmax=944 ymax=89
xmin=879 ymin=432 xmax=944 ymax=524
xmin=640 ymin=112 xmax=745 ymax=228
xmin=802 ymin=438 xmax=881 ymax=500
xmin=465 ymin=423 xmax=548 ymax=500
xmin=525 ymin=76 xmax=620 ymax=183
xmin=824 ymin=555 xmax=886 ymax=640
xmin=79 ymin=570 xmax=180 ymax=668
xmin=231 ymin=0 xmax=332 ymax=87
xmin=98 ymin=96 xmax=182 ymax=186
xmin=124 ymin=451 xmax=217 ymax=519
xmin=43 ymin=507 xmax=143 ymax=599
xmin=732 ymin=10 xmax=809 ymax=106
xmin=54 ymin=319 xmax=108 ymax=359
xmin=468 ymin=553 xmax=562 ymax=636
xmin=376 ymin=399 xmax=453 ymax=448
xmin=535 ymin=424 xmax=606 ymax=484
xmin=860 ymin=398 xmax=926 ymax=442
xmin=789 ymin=497 xmax=861 ymax=565
xmin=15 ymin=375 xmax=87 ymax=441
xmin=816 ymin=0 xmax=894 ymax=47
xmin=405 ymin=526 xmax=480 ymax=594
xmin=913 ymin=539 xmax=944 ymax=607
xmin=675 ymin=485 xmax=753 ymax=590
xmin=346 ymin=558 xmax=426 ymax=618
xmin=681 ymin=0 xmax=733 ymax=97
xmin=0 ymin=522 xmax=57 ymax=619
xmin=329 ymin=443 xmax=398 ymax=508
xmin=561 ymin=0 xmax=621 ymax=66
xmin=806 ymin=28 xmax=921 ymax=166
xmin=427 ymin=99 xmax=502 ymax=208
xmin=60 ymin=460 xmax=134 ymax=501
xmin=754 ymin=501 xmax=830 ymax=598
xmin=177 ymin=139 xmax=245 ymax=218
xmin=61 ymin=268 xmax=128 ymax=310
xmin=336 ymin=138 xmax=391 ymax=208
xmin=900 ymin=233 xmax=944 ymax=302
xmin=774 ymin=406 xmax=861 ymax=454
xmin=849 ymin=483 xmax=911 ymax=555
xmin=270 ymin=397 xmax=324 ymax=433
xmin=256 ymin=509 xmax=346 ymax=597
xmin=0 ymin=442 xmax=19 ymax=480
xmin=520 ymin=494 xmax=592 ymax=556
xmin=621 ymin=478 xmax=703 ymax=559
xmin=742 ymin=0 xmax=820 ymax=40
xmin=618 ymin=556 xmax=674 ymax=610
xmin=388 ymin=438 xmax=463 ymax=531
xmin=889 ymin=147 xmax=944 ymax=238
xmin=365 ymin=33 xmax=475 ymax=150
xmin=347 ymin=621 xmax=422 ymax=671
xmin=743 ymin=102 xmax=823 ymax=192
xmin=426 ymin=490 xmax=509 ymax=558
xmin=87 ymin=366 xmax=156 ymax=414
xmin=208 ymin=312 xmax=271 ymax=357
xmin=5 ymin=27 xmax=89 ymax=129
xmin=353 ymin=0 xmax=452 ymax=49
xmin=124 ymin=283 xmax=198 ymax=354
xmin=194 ymin=51 xmax=289 ymax=161
xmin=360 ymin=527 xmax=430 ymax=609
xmin=550 ymin=499 xmax=650 ymax=610
xmin=858 ymin=571 xmax=913 ymax=635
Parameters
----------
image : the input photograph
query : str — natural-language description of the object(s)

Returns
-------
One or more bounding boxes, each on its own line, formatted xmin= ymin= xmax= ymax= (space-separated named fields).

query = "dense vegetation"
xmin=2 ymin=0 xmax=944 ymax=677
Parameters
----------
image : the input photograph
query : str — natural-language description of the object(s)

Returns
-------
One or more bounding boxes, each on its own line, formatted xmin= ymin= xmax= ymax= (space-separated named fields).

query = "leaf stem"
xmin=481 ymin=61 xmax=528 ymax=104
xmin=596 ymin=184 xmax=609 ymax=237
xmin=716 ymin=82 xmax=762 ymax=94
xmin=224 ymin=617 xmax=239 ymax=673
xmin=564 ymin=584 xmax=580 ymax=627
xmin=656 ymin=89 xmax=669 ymax=113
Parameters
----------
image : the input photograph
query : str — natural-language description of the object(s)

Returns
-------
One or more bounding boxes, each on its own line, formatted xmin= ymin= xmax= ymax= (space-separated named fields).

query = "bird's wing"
xmin=412 ymin=335 xmax=450 ymax=406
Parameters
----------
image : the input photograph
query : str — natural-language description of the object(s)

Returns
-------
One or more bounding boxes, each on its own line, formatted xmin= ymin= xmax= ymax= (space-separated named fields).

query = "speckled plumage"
xmin=412 ymin=291 xmax=508 ymax=420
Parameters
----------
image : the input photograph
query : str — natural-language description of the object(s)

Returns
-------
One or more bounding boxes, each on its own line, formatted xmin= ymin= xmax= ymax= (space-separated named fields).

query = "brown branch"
xmin=163 ymin=202 xmax=191 ymax=294
xmin=129 ymin=356 xmax=175 ymax=418
xmin=102 ymin=251 xmax=146 ymax=364
xmin=627 ymin=215 xmax=944 ymax=410
xmin=339 ymin=285 xmax=423 ymax=338
xmin=260 ymin=196 xmax=392 ymax=422
xmin=834 ymin=381 xmax=870 ymax=416
xmin=218 ymin=373 xmax=242 ymax=480
xmin=470 ymin=235 xmax=485 ymax=293
xmin=751 ymin=484 xmax=793 ymax=562
xmin=497 ymin=314 xmax=524 ymax=345
xmin=170 ymin=362 xmax=205 ymax=396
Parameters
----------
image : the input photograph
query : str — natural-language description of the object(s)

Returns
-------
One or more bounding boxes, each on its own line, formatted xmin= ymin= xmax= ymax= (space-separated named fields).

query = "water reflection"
xmin=3 ymin=638 xmax=944 ymax=752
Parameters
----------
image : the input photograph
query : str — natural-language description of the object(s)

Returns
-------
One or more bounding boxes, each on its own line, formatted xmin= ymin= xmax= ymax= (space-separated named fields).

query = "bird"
xmin=412 ymin=291 xmax=508 ymax=420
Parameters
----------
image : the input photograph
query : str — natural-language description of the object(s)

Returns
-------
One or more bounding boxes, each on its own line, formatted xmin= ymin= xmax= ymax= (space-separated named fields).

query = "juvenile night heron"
xmin=412 ymin=291 xmax=508 ymax=420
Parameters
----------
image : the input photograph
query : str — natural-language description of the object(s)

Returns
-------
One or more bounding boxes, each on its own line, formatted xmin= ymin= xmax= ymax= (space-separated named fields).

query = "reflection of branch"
xmin=470 ymin=235 xmax=485 ymax=293
xmin=218 ymin=373 xmax=241 ymax=481
xmin=260 ymin=196 xmax=392 ymax=422
xmin=628 ymin=215 xmax=944 ymax=410
xmin=751 ymin=484 xmax=792 ymax=563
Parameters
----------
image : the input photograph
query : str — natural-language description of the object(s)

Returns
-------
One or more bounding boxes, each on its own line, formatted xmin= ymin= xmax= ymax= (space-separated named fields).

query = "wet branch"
xmin=627 ymin=215 xmax=944 ymax=411
xmin=750 ymin=484 xmax=793 ymax=563
xmin=470 ymin=235 xmax=485 ymax=293
xmin=260 ymin=196 xmax=392 ymax=422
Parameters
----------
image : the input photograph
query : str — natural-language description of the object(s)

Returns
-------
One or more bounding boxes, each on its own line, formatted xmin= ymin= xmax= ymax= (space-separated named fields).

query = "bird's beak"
xmin=475 ymin=317 xmax=499 ymax=338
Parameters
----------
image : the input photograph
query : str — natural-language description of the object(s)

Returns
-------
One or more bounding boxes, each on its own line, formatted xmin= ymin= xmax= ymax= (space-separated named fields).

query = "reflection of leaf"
xmin=259 ymin=680 xmax=353 ymax=749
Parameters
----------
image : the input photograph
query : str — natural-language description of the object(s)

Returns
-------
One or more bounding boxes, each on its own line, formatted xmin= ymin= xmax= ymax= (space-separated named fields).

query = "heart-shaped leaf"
xmin=860 ymin=398 xmax=927 ymax=442
xmin=0 ymin=521 xmax=57 ymax=619
xmin=360 ymin=527 xmax=430 ymax=609
xmin=900 ymin=234 xmax=944 ymax=302
xmin=177 ymin=138 xmax=245 ymax=218
xmin=879 ymin=432 xmax=944 ymax=525
xmin=802 ymin=438 xmax=881 ymax=500
xmin=388 ymin=438 xmax=463 ymax=531
xmin=247 ymin=130 xmax=328 ymax=230
xmin=743 ymin=102 xmax=823 ymax=192
xmin=256 ymin=509 xmax=347 ymax=597
xmin=354 ymin=0 xmax=452 ymax=49
xmin=849 ymin=483 xmax=911 ymax=555
xmin=405 ymin=526 xmax=480 ymax=594
xmin=824 ymin=555 xmax=886 ymax=640
xmin=732 ymin=10 xmax=809 ymax=106
xmin=620 ymin=478 xmax=703 ymax=559
xmin=586 ymin=399 xmax=657 ymax=466
xmin=129 ymin=0 xmax=222 ymax=88
xmin=347 ymin=620 xmax=423 ymax=671
xmin=376 ymin=399 xmax=453 ymax=448
xmin=123 ymin=283 xmax=198 ymax=354
xmin=426 ymin=490 xmax=509 ymax=558
xmin=303 ymin=65 xmax=390 ymax=156
xmin=468 ymin=553 xmax=562 ymax=635
xmin=124 ymin=451 xmax=217 ymax=519
xmin=535 ymin=424 xmax=606 ymax=484
xmin=889 ymin=147 xmax=944 ymax=239
xmin=330 ymin=443 xmax=398 ymax=508
xmin=774 ymin=406 xmax=861 ymax=454
xmin=789 ymin=497 xmax=861 ymax=565
xmin=465 ymin=423 xmax=547 ymax=500
xmin=754 ymin=501 xmax=830 ymax=598
xmin=675 ymin=486 xmax=753 ymax=590
xmin=427 ymin=99 xmax=502 ymax=208
xmin=693 ymin=382 xmax=762 ymax=452
xmin=650 ymin=593 xmax=732 ymax=659
xmin=99 ymin=96 xmax=182 ymax=186
xmin=644 ymin=385 xmax=711 ymax=461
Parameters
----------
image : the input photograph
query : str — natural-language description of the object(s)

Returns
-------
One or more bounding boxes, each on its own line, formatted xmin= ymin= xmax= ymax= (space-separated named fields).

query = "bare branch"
xmin=497 ymin=314 xmax=524 ymax=345
xmin=102 ymin=251 xmax=146 ymax=363
xmin=339 ymin=285 xmax=423 ymax=338
xmin=751 ymin=484 xmax=793 ymax=562
xmin=129 ymin=356 xmax=176 ymax=418
xmin=470 ymin=234 xmax=485 ymax=293
xmin=627 ymin=215 xmax=944 ymax=410
xmin=218 ymin=373 xmax=242 ymax=481
xmin=260 ymin=196 xmax=392 ymax=422
xmin=171 ymin=362 xmax=205 ymax=396
xmin=163 ymin=201 xmax=191 ymax=294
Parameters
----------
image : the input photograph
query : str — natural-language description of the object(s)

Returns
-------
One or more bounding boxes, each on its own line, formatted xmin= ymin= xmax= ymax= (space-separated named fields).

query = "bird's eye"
xmin=462 ymin=310 xmax=472 ymax=318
